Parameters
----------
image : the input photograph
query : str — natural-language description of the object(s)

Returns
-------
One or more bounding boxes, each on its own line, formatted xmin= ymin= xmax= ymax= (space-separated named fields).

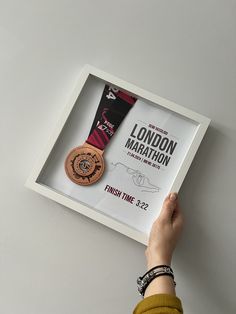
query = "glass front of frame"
xmin=37 ymin=75 xmax=199 ymax=234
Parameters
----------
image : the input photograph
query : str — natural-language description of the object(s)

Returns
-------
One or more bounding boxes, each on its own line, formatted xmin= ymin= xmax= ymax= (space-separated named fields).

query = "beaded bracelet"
xmin=137 ymin=265 xmax=176 ymax=297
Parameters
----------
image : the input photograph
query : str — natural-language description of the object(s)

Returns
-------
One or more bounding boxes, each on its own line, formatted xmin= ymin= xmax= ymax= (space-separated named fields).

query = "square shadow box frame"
xmin=25 ymin=65 xmax=210 ymax=245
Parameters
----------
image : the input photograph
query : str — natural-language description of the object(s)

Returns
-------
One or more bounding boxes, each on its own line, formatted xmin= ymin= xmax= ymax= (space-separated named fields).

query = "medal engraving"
xmin=65 ymin=145 xmax=104 ymax=186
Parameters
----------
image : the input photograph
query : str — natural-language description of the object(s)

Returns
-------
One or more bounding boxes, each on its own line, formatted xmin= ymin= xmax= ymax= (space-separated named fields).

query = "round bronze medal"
xmin=65 ymin=144 xmax=105 ymax=186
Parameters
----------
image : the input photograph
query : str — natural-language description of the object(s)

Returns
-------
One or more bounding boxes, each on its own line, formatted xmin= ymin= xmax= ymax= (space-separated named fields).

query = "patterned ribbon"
xmin=86 ymin=84 xmax=137 ymax=150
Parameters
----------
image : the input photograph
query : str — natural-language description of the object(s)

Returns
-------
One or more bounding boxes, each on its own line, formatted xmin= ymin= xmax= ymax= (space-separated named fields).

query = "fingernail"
xmin=170 ymin=193 xmax=177 ymax=201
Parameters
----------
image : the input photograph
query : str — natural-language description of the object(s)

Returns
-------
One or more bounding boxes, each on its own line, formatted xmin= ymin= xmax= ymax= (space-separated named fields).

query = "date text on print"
xmin=65 ymin=145 xmax=105 ymax=186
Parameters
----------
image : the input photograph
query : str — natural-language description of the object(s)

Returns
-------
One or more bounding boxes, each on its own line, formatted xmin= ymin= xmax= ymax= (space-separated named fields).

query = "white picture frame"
xmin=25 ymin=64 xmax=210 ymax=245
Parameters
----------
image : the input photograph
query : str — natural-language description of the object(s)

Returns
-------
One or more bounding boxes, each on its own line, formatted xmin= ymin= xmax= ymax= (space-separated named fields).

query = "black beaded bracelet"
xmin=137 ymin=265 xmax=176 ymax=297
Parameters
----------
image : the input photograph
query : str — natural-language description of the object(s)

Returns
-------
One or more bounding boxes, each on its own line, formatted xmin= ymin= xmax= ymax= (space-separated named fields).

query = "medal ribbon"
xmin=86 ymin=84 xmax=137 ymax=150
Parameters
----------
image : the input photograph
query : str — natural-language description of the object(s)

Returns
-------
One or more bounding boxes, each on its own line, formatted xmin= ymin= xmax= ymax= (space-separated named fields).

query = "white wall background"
xmin=0 ymin=1 xmax=236 ymax=313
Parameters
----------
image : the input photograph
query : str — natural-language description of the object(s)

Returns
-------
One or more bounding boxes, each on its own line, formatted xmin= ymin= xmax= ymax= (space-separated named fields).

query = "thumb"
xmin=159 ymin=193 xmax=178 ymax=222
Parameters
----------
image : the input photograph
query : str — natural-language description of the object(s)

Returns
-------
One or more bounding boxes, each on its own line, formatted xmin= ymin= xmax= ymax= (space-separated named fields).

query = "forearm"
xmin=145 ymin=250 xmax=176 ymax=297
xmin=144 ymin=275 xmax=176 ymax=298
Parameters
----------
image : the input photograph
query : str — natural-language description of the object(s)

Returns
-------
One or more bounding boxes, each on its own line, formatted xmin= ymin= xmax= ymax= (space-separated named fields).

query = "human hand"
xmin=145 ymin=193 xmax=184 ymax=270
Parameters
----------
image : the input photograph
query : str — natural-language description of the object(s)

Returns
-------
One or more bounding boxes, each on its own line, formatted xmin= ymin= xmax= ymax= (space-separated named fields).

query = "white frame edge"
xmin=25 ymin=64 xmax=211 ymax=246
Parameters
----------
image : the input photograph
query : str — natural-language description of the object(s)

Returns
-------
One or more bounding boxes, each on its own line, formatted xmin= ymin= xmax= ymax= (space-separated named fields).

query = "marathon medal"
xmin=65 ymin=85 xmax=137 ymax=186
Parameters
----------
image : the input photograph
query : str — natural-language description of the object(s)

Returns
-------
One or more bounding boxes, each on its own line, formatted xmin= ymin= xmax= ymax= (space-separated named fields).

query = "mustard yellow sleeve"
xmin=133 ymin=294 xmax=183 ymax=314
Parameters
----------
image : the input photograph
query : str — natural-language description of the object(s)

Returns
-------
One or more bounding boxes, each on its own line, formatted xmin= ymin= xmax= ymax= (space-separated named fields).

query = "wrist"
xmin=145 ymin=248 xmax=172 ymax=270
xmin=146 ymin=256 xmax=172 ymax=270
xmin=137 ymin=265 xmax=176 ymax=297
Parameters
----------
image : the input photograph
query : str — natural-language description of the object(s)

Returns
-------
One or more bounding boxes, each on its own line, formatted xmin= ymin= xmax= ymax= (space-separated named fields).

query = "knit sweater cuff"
xmin=133 ymin=293 xmax=183 ymax=314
